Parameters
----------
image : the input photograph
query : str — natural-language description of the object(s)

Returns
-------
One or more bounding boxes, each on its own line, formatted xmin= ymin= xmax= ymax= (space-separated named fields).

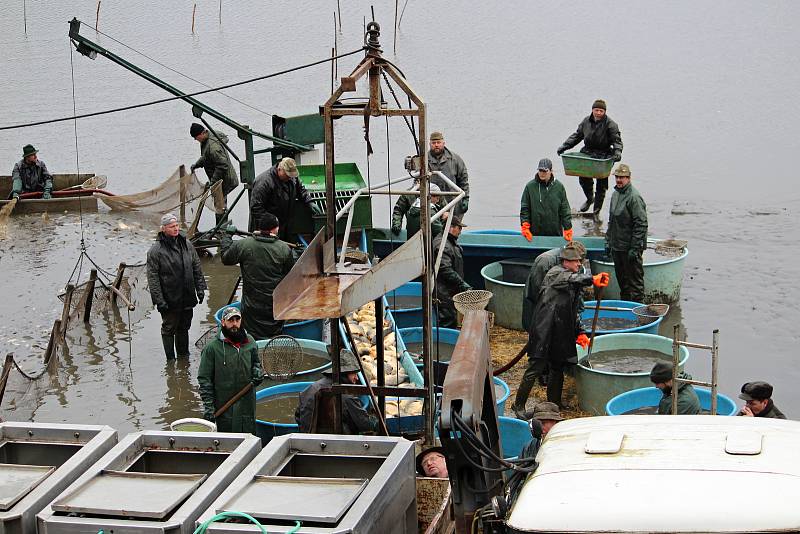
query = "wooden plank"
xmin=0 ymin=196 xmax=98 ymax=214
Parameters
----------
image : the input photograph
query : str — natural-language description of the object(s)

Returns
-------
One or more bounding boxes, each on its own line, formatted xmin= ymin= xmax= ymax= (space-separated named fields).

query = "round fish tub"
xmin=254 ymin=381 xmax=312 ymax=445
xmin=412 ymin=360 xmax=511 ymax=416
xmin=255 ymin=338 xmax=331 ymax=387
xmin=606 ymin=386 xmax=738 ymax=416
xmin=499 ymin=416 xmax=531 ymax=460
xmin=214 ymin=301 xmax=324 ymax=341
xmin=480 ymin=259 xmax=533 ymax=331
xmin=575 ymin=333 xmax=690 ymax=415
xmin=589 ymin=239 xmax=689 ymax=304
xmin=386 ymin=282 xmax=438 ymax=329
xmin=581 ymin=300 xmax=663 ymax=336
xmin=399 ymin=327 xmax=461 ymax=363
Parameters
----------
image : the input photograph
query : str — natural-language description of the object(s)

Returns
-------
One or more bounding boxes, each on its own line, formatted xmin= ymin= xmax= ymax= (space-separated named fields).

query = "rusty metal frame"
xmin=672 ymin=325 xmax=720 ymax=415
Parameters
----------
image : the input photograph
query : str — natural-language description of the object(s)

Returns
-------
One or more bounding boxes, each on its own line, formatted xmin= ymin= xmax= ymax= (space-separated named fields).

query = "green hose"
xmin=193 ymin=510 xmax=301 ymax=533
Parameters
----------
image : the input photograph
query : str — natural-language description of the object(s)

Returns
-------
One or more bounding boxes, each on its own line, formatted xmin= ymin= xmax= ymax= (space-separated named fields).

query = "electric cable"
xmin=0 ymin=46 xmax=366 ymax=131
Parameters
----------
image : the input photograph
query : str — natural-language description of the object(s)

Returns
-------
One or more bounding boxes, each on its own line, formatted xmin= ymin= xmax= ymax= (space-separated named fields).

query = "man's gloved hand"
xmin=556 ymin=146 xmax=566 ymax=156
xmin=576 ymin=333 xmax=590 ymax=349
xmin=563 ymin=228 xmax=573 ymax=241
xmin=391 ymin=224 xmax=401 ymax=236
xmin=612 ymin=153 xmax=622 ymax=162
xmin=311 ymin=203 xmax=323 ymax=216
xmin=592 ymin=272 xmax=610 ymax=287
xmin=157 ymin=304 xmax=169 ymax=314
xmin=460 ymin=197 xmax=469 ymax=213
xmin=628 ymin=248 xmax=642 ymax=261
xmin=252 ymin=374 xmax=265 ymax=387
xmin=42 ymin=190 xmax=52 ymax=200
xmin=521 ymin=222 xmax=533 ymax=242
xmin=190 ymin=163 xmax=197 ymax=173
xmin=11 ymin=192 xmax=20 ymax=200
xmin=225 ymin=224 xmax=238 ymax=234
xmin=197 ymin=290 xmax=205 ymax=304
xmin=203 ymin=181 xmax=211 ymax=192
xmin=203 ymin=411 xmax=215 ymax=423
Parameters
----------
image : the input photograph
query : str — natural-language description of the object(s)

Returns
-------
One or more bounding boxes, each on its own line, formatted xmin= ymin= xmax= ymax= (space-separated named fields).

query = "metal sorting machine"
xmin=37 ymin=431 xmax=261 ymax=534
xmin=197 ymin=434 xmax=417 ymax=533
xmin=0 ymin=422 xmax=117 ymax=534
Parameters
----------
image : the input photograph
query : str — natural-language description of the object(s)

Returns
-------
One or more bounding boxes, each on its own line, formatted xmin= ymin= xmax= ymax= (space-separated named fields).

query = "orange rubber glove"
xmin=592 ymin=272 xmax=610 ymax=287
xmin=576 ymin=333 xmax=590 ymax=349
xmin=521 ymin=222 xmax=533 ymax=242
xmin=563 ymin=228 xmax=573 ymax=241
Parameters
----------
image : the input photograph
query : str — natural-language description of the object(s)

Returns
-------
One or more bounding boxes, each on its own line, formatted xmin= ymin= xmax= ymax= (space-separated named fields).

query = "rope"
xmin=0 ymin=46 xmax=366 ymax=131
xmin=192 ymin=510 xmax=301 ymax=534
xmin=380 ymin=70 xmax=418 ymax=150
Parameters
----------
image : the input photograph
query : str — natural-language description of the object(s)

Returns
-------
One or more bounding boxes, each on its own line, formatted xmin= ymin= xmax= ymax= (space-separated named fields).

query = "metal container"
xmin=575 ymin=333 xmax=690 ymax=415
xmin=480 ymin=260 xmax=529 ymax=331
xmin=581 ymin=299 xmax=663 ymax=336
xmin=214 ymin=302 xmax=324 ymax=341
xmin=0 ymin=422 xmax=117 ymax=534
xmin=590 ymin=239 xmax=689 ymax=304
xmin=606 ymin=386 xmax=738 ymax=416
xmin=37 ymin=431 xmax=261 ymax=534
xmin=560 ymin=151 xmax=614 ymax=178
xmin=197 ymin=433 xmax=417 ymax=533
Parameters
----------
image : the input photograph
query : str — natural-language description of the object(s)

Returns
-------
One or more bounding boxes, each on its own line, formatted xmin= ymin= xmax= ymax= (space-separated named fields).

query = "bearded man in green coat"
xmin=520 ymin=158 xmax=573 ymax=241
xmin=198 ymin=307 xmax=263 ymax=433
xmin=220 ymin=212 xmax=296 ymax=340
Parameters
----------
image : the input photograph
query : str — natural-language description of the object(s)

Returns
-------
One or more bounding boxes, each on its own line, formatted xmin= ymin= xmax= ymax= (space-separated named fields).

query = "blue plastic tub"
xmin=499 ymin=416 xmax=532 ymax=459
xmin=581 ymin=300 xmax=663 ymax=335
xmin=387 ymin=282 xmax=439 ymax=329
xmin=398 ymin=327 xmax=461 ymax=363
xmin=254 ymin=382 xmax=312 ymax=445
xmin=605 ymin=386 xmax=738 ymax=416
xmin=214 ymin=301 xmax=324 ymax=341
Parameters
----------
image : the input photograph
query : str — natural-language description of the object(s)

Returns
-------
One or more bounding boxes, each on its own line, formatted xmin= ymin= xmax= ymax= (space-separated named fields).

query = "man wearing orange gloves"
xmin=512 ymin=242 xmax=610 ymax=416
xmin=520 ymin=158 xmax=573 ymax=242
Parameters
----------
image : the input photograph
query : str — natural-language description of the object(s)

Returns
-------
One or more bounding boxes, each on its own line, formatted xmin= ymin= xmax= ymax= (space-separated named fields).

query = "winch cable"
xmin=380 ymin=70 xmax=419 ymax=149
xmin=83 ymin=23 xmax=273 ymax=117
xmin=0 ymin=46 xmax=366 ymax=132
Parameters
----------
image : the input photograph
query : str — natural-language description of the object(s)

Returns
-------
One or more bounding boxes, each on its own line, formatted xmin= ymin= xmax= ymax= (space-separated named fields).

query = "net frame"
xmin=260 ymin=335 xmax=304 ymax=380
xmin=632 ymin=303 xmax=670 ymax=325
xmin=452 ymin=290 xmax=493 ymax=314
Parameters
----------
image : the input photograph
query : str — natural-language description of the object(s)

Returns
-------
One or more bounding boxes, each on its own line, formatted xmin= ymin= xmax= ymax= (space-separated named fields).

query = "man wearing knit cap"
xmin=556 ymin=99 xmax=623 ymax=215
xmin=250 ymin=157 xmax=321 ymax=242
xmin=189 ymin=123 xmax=239 ymax=225
xmin=738 ymin=381 xmax=786 ymax=419
xmin=428 ymin=131 xmax=470 ymax=216
xmin=519 ymin=157 xmax=573 ymax=241
xmin=649 ymin=361 xmax=701 ymax=415
xmin=146 ymin=212 xmax=207 ymax=359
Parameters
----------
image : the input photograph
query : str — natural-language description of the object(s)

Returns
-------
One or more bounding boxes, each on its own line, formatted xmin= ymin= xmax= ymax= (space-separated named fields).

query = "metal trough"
xmin=0 ymin=422 xmax=117 ymax=534
xmin=197 ymin=433 xmax=418 ymax=533
xmin=37 ymin=431 xmax=261 ymax=534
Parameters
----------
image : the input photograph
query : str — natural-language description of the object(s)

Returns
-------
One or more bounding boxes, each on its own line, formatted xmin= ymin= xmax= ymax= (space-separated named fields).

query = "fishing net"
xmin=653 ymin=239 xmax=688 ymax=258
xmin=260 ymin=335 xmax=304 ymax=380
xmin=0 ymin=261 xmax=151 ymax=422
xmin=633 ymin=303 xmax=670 ymax=325
xmin=452 ymin=290 xmax=493 ymax=314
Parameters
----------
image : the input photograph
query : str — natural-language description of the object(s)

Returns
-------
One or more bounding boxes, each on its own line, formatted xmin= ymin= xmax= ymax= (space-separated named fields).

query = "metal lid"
xmin=0 ymin=463 xmax=55 ymax=511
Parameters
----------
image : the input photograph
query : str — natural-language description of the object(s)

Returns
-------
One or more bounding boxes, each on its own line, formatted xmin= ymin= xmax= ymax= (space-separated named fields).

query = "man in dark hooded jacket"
xmin=10 ymin=144 xmax=53 ymax=199
xmin=249 ymin=157 xmax=321 ymax=241
xmin=198 ymin=306 xmax=263 ymax=433
xmin=220 ymin=212 xmax=295 ymax=340
xmin=146 ymin=213 xmax=207 ymax=359
xmin=433 ymin=216 xmax=472 ymax=328
xmin=513 ymin=244 xmax=609 ymax=414
xmin=650 ymin=362 xmax=701 ymax=415
xmin=556 ymin=99 xmax=623 ymax=215
xmin=189 ymin=123 xmax=239 ymax=225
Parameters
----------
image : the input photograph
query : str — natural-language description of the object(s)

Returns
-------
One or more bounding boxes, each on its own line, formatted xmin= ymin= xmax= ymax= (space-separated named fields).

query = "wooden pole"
xmin=191 ymin=3 xmax=196 ymax=34
xmin=336 ymin=0 xmax=342 ymax=31
xmin=393 ymin=0 xmax=398 ymax=55
xmin=218 ymin=0 xmax=222 ymax=24
xmin=23 ymin=0 xmax=27 ymax=36
xmin=95 ymin=1 xmax=101 ymax=30
xmin=83 ymin=270 xmax=98 ymax=323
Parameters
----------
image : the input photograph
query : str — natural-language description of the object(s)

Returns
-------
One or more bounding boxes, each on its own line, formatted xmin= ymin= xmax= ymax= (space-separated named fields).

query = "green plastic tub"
xmin=574 ymin=333 xmax=690 ymax=415
xmin=480 ymin=259 xmax=532 ymax=331
xmin=560 ymin=151 xmax=614 ymax=178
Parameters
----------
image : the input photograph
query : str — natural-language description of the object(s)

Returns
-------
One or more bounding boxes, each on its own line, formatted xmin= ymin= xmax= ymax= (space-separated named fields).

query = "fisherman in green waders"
xmin=519 ymin=158 xmax=573 ymax=242
xmin=198 ymin=307 xmax=263 ymax=433
xmin=391 ymin=182 xmax=447 ymax=238
xmin=10 ymin=144 xmax=53 ymax=199
xmin=220 ymin=212 xmax=295 ymax=340
xmin=606 ymin=163 xmax=647 ymax=303
xmin=189 ymin=123 xmax=239 ymax=226
xmin=556 ymin=99 xmax=623 ymax=215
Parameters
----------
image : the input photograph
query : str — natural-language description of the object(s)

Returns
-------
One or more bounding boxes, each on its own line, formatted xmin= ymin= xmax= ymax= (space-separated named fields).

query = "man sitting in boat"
xmin=10 ymin=144 xmax=53 ymax=199
xmin=738 ymin=381 xmax=786 ymax=419
xmin=197 ymin=306 xmax=263 ymax=434
xmin=649 ymin=362 xmax=701 ymax=415
xmin=391 ymin=182 xmax=446 ymax=238
xmin=295 ymin=349 xmax=378 ymax=435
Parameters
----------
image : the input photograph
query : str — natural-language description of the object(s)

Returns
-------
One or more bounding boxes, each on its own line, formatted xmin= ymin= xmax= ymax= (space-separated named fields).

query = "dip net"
xmin=0 ymin=261 xmax=150 ymax=422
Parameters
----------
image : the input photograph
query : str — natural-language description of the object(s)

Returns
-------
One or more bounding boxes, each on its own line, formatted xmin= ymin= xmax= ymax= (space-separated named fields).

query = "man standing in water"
xmin=556 ymin=99 xmax=623 ymax=215
xmin=189 ymin=123 xmax=239 ymax=226
xmin=649 ymin=362 xmax=701 ymax=415
xmin=606 ymin=163 xmax=648 ymax=303
xmin=10 ymin=144 xmax=53 ymax=199
xmin=146 ymin=213 xmax=207 ymax=359
xmin=428 ymin=131 xmax=470 ymax=216
xmin=513 ymin=243 xmax=609 ymax=414
xmin=198 ymin=307 xmax=263 ymax=433
xmin=220 ymin=212 xmax=295 ymax=340
xmin=433 ymin=216 xmax=472 ymax=328
xmin=519 ymin=158 xmax=573 ymax=241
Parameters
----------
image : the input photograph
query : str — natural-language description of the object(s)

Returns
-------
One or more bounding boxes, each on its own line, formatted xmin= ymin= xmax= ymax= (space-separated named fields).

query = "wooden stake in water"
xmin=95 ymin=1 xmax=101 ymax=30
xmin=336 ymin=0 xmax=342 ymax=31
xmin=219 ymin=0 xmax=222 ymax=24
xmin=23 ymin=0 xmax=27 ymax=36
xmin=191 ymin=3 xmax=196 ymax=34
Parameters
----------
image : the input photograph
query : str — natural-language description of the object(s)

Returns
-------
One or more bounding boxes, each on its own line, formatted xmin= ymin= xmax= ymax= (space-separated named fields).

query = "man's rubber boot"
xmin=512 ymin=374 xmax=537 ymax=420
xmin=175 ymin=332 xmax=190 ymax=359
xmin=592 ymin=191 xmax=606 ymax=216
xmin=161 ymin=335 xmax=176 ymax=360
xmin=578 ymin=177 xmax=594 ymax=212
xmin=579 ymin=197 xmax=593 ymax=213
xmin=546 ymin=369 xmax=565 ymax=408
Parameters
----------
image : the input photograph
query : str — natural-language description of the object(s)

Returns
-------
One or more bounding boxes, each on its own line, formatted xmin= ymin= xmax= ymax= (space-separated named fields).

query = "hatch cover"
xmin=0 ymin=463 xmax=55 ymax=511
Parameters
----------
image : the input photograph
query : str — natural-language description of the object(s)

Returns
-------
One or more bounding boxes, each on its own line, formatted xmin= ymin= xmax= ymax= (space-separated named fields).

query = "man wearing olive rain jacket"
xmin=606 ymin=163 xmax=648 ymax=303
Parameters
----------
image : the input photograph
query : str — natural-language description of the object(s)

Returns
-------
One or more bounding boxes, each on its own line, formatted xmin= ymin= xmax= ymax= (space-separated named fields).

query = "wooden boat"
xmin=0 ymin=173 xmax=109 ymax=214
